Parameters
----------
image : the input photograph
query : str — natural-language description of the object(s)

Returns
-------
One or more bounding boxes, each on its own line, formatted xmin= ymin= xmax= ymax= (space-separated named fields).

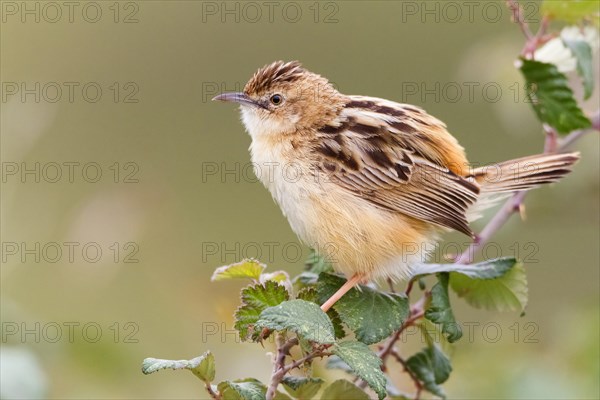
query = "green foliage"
xmin=255 ymin=299 xmax=336 ymax=344
xmin=405 ymin=345 xmax=452 ymax=399
xmin=321 ymin=379 xmax=370 ymax=400
xmin=332 ymin=341 xmax=387 ymax=400
xmin=261 ymin=270 xmax=291 ymax=284
xmin=293 ymin=272 xmax=319 ymax=288
xmin=318 ymin=273 xmax=409 ymax=344
xmin=211 ymin=259 xmax=267 ymax=281
xmin=235 ymin=281 xmax=290 ymax=340
xmin=144 ymin=252 xmax=535 ymax=398
xmin=425 ymin=273 xmax=462 ymax=343
xmin=411 ymin=257 xmax=517 ymax=279
xmin=562 ymin=38 xmax=595 ymax=99
xmin=519 ymin=59 xmax=591 ymax=134
xmin=218 ymin=379 xmax=266 ymax=400
xmin=281 ymin=376 xmax=323 ymax=399
xmin=141 ymin=351 xmax=215 ymax=382
xmin=542 ymin=0 xmax=600 ymax=24
xmin=450 ymin=261 xmax=528 ymax=312
xmin=297 ymin=287 xmax=346 ymax=339
xmin=304 ymin=248 xmax=334 ymax=274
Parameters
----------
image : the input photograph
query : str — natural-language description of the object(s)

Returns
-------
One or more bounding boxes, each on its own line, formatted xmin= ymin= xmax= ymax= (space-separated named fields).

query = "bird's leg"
xmin=320 ymin=273 xmax=363 ymax=312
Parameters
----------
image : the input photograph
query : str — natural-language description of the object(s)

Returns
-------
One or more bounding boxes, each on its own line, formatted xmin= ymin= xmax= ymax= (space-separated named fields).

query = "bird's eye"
xmin=270 ymin=94 xmax=283 ymax=105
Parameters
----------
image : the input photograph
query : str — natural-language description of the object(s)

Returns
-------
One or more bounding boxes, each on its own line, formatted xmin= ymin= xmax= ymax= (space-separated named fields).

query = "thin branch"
xmin=457 ymin=110 xmax=598 ymax=264
xmin=379 ymin=295 xmax=428 ymax=361
xmin=282 ymin=349 xmax=333 ymax=375
xmin=266 ymin=335 xmax=295 ymax=400
xmin=265 ymin=337 xmax=329 ymax=400
xmin=391 ymin=349 xmax=423 ymax=400
xmin=506 ymin=0 xmax=534 ymax=40
xmin=507 ymin=0 xmax=553 ymax=58
xmin=404 ymin=279 xmax=415 ymax=296
xmin=205 ymin=383 xmax=221 ymax=400
xmin=561 ymin=111 xmax=600 ymax=148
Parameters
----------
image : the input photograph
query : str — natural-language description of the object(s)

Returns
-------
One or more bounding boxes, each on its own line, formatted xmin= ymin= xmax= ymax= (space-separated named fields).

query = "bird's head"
xmin=213 ymin=61 xmax=346 ymax=138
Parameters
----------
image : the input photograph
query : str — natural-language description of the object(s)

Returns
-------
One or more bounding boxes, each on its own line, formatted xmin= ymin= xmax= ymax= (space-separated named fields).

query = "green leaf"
xmin=519 ymin=58 xmax=591 ymax=134
xmin=141 ymin=351 xmax=215 ymax=382
xmin=321 ymin=379 xmax=369 ymax=400
xmin=542 ymin=1 xmax=599 ymax=24
xmin=293 ymin=272 xmax=319 ymax=288
xmin=305 ymin=249 xmax=334 ymax=274
xmin=332 ymin=341 xmax=386 ymax=400
xmin=317 ymin=273 xmax=409 ymax=344
xmin=260 ymin=270 xmax=291 ymax=284
xmin=425 ymin=273 xmax=462 ymax=343
xmin=255 ymin=299 xmax=335 ymax=344
xmin=218 ymin=378 xmax=266 ymax=400
xmin=562 ymin=38 xmax=595 ymax=99
xmin=212 ymin=259 xmax=266 ymax=282
xmin=450 ymin=261 xmax=528 ymax=312
xmin=326 ymin=355 xmax=352 ymax=372
xmin=418 ymin=319 xmax=454 ymax=357
xmin=405 ymin=345 xmax=452 ymax=399
xmin=411 ymin=257 xmax=518 ymax=279
xmin=297 ymin=287 xmax=345 ymax=339
xmin=235 ymin=281 xmax=290 ymax=340
xmin=281 ymin=376 xmax=324 ymax=399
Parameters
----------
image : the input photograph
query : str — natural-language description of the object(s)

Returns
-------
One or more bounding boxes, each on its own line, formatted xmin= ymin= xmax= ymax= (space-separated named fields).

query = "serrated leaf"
xmin=332 ymin=341 xmax=386 ymax=400
xmin=255 ymin=299 xmax=335 ymax=344
xmin=520 ymin=58 xmax=591 ymax=134
xmin=212 ymin=259 xmax=266 ymax=282
xmin=317 ymin=273 xmax=409 ymax=344
xmin=542 ymin=0 xmax=599 ymax=24
xmin=141 ymin=351 xmax=215 ymax=382
xmin=321 ymin=379 xmax=369 ymax=400
xmin=297 ymin=287 xmax=345 ymax=339
xmin=235 ymin=281 xmax=290 ymax=340
xmin=562 ymin=38 xmax=595 ymax=99
xmin=405 ymin=345 xmax=452 ymax=399
xmin=218 ymin=378 xmax=266 ymax=400
xmin=425 ymin=273 xmax=462 ymax=343
xmin=305 ymin=249 xmax=333 ymax=274
xmin=281 ymin=376 xmax=324 ymax=399
xmin=450 ymin=261 xmax=528 ymax=312
xmin=296 ymin=287 xmax=318 ymax=302
xmin=411 ymin=257 xmax=518 ymax=279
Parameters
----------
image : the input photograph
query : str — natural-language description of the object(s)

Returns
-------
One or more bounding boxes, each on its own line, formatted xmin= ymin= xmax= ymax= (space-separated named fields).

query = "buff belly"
xmin=262 ymin=166 xmax=434 ymax=281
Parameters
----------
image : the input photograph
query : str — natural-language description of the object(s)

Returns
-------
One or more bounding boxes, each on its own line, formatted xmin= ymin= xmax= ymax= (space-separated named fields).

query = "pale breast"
xmin=249 ymin=136 xmax=324 ymax=245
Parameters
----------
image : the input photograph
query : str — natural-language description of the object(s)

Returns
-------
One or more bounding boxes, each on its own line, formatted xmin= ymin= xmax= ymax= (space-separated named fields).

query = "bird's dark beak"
xmin=212 ymin=92 xmax=258 ymax=107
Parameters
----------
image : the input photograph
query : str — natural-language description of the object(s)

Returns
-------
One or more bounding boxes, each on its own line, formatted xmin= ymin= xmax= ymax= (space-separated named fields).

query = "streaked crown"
xmin=244 ymin=61 xmax=306 ymax=95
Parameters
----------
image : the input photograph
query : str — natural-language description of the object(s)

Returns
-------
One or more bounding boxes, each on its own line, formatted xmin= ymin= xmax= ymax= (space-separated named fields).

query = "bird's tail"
xmin=470 ymin=152 xmax=580 ymax=194
xmin=465 ymin=152 xmax=580 ymax=222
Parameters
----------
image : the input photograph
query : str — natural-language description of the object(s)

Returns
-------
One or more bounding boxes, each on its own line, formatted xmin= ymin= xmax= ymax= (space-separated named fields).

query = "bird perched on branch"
xmin=213 ymin=61 xmax=579 ymax=312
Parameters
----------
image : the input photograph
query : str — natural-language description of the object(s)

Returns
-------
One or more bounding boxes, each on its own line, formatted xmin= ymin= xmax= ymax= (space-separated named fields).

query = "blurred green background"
xmin=1 ymin=1 xmax=598 ymax=399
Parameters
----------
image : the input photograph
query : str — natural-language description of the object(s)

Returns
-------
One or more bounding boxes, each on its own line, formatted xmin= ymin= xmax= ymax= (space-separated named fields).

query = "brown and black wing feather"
xmin=313 ymin=96 xmax=479 ymax=237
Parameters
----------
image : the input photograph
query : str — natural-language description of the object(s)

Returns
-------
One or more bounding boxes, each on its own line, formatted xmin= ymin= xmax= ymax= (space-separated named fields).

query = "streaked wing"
xmin=312 ymin=96 xmax=479 ymax=237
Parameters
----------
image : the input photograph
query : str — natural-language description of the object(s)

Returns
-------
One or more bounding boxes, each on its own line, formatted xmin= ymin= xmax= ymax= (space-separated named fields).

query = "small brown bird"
xmin=213 ymin=61 xmax=579 ymax=311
